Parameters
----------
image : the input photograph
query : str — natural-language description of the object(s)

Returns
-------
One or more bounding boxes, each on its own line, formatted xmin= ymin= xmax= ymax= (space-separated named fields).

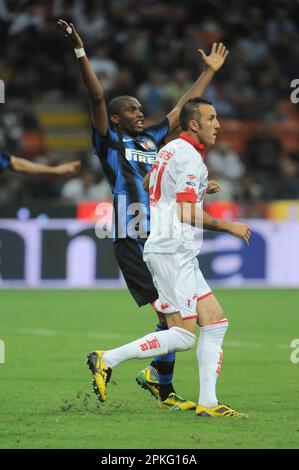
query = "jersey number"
xmin=149 ymin=160 xmax=166 ymax=203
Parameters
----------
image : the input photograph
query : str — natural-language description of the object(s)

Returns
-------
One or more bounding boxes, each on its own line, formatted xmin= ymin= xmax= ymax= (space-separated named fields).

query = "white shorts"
xmin=144 ymin=249 xmax=212 ymax=320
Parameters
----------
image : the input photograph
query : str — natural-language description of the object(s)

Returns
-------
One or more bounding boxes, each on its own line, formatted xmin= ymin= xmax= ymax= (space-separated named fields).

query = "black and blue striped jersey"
xmin=93 ymin=118 xmax=169 ymax=241
xmin=0 ymin=148 xmax=11 ymax=172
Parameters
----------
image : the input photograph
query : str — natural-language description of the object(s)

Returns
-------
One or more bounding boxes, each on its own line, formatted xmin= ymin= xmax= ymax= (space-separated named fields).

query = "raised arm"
xmin=57 ymin=19 xmax=108 ymax=136
xmin=167 ymin=43 xmax=229 ymax=134
xmin=177 ymin=201 xmax=251 ymax=245
xmin=10 ymin=156 xmax=81 ymax=175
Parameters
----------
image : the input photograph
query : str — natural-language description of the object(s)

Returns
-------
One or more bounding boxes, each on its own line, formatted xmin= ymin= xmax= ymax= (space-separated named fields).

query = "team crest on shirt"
xmin=139 ymin=139 xmax=156 ymax=150
xmin=186 ymin=294 xmax=197 ymax=309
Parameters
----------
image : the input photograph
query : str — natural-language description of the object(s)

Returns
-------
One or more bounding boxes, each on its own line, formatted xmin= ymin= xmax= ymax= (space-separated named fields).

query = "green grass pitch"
xmin=0 ymin=288 xmax=298 ymax=449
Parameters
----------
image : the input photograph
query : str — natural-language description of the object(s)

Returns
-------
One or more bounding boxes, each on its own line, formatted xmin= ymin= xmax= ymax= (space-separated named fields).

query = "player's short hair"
xmin=107 ymin=96 xmax=136 ymax=117
xmin=179 ymin=97 xmax=213 ymax=131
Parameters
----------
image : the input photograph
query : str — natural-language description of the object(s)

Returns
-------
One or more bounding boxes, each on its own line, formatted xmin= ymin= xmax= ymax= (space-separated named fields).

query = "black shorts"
xmin=114 ymin=237 xmax=158 ymax=307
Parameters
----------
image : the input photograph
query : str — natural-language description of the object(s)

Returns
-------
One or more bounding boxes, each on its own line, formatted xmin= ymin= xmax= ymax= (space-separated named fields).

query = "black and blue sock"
xmin=150 ymin=324 xmax=175 ymax=401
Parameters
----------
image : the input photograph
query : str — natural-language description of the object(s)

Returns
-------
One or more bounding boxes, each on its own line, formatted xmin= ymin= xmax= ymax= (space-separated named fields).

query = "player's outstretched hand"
xmin=207 ymin=179 xmax=221 ymax=194
xmin=228 ymin=222 xmax=251 ymax=245
xmin=57 ymin=19 xmax=83 ymax=48
xmin=198 ymin=43 xmax=229 ymax=72
xmin=53 ymin=160 xmax=81 ymax=175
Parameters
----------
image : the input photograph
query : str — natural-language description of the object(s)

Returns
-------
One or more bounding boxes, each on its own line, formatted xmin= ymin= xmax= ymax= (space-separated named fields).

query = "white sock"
xmin=197 ymin=319 xmax=229 ymax=408
xmin=102 ymin=326 xmax=195 ymax=368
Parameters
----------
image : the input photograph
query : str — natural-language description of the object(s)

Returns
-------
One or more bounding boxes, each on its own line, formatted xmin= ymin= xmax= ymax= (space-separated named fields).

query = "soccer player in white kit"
xmin=87 ymin=98 xmax=251 ymax=417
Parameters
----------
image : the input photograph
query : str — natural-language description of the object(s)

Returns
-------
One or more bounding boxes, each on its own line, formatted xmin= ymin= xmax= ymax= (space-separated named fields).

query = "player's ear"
xmin=110 ymin=114 xmax=120 ymax=125
xmin=189 ymin=119 xmax=200 ymax=132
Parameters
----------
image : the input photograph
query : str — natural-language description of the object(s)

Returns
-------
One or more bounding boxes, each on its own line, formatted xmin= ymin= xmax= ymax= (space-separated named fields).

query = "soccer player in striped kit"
xmin=86 ymin=98 xmax=251 ymax=417
xmin=58 ymin=19 xmax=228 ymax=410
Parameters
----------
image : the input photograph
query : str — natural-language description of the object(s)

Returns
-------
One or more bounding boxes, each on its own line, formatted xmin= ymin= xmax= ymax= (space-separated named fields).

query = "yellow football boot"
xmin=196 ymin=402 xmax=248 ymax=417
xmin=86 ymin=350 xmax=112 ymax=402
xmin=159 ymin=392 xmax=196 ymax=411
xmin=136 ymin=366 xmax=159 ymax=399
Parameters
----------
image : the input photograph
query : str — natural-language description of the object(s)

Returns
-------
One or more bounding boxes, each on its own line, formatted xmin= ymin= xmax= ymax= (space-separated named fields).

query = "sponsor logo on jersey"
xmin=216 ymin=352 xmax=223 ymax=375
xmin=160 ymin=303 xmax=170 ymax=310
xmin=186 ymin=181 xmax=196 ymax=187
xmin=125 ymin=148 xmax=156 ymax=165
xmin=139 ymin=336 xmax=161 ymax=352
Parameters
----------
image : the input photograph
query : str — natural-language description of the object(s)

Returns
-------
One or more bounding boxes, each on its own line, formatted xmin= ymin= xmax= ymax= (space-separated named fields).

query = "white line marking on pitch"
xmin=0 ymin=326 xmax=289 ymax=349
xmin=0 ymin=326 xmax=128 ymax=340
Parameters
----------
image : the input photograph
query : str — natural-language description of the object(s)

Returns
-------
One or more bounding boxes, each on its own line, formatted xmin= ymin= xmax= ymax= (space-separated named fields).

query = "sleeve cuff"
xmin=176 ymin=192 xmax=197 ymax=203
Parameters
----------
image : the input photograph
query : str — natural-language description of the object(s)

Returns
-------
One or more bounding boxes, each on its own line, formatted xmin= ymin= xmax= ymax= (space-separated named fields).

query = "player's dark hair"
xmin=107 ymin=96 xmax=135 ymax=117
xmin=179 ymin=97 xmax=213 ymax=131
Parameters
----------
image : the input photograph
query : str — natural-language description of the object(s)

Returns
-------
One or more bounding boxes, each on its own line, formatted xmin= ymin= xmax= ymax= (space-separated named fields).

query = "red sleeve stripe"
xmin=197 ymin=291 xmax=213 ymax=300
xmin=176 ymin=192 xmax=197 ymax=203
xmin=208 ymin=318 xmax=229 ymax=326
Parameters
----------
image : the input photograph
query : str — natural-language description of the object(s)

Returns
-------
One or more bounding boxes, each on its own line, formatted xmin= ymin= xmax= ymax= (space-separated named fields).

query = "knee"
xmin=209 ymin=305 xmax=224 ymax=319
xmin=156 ymin=312 xmax=168 ymax=329
xmin=159 ymin=318 xmax=168 ymax=329
xmin=170 ymin=326 xmax=196 ymax=351
xmin=198 ymin=305 xmax=226 ymax=326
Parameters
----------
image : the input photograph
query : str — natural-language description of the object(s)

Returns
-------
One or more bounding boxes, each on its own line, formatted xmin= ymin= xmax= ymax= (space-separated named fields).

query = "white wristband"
xmin=74 ymin=48 xmax=86 ymax=59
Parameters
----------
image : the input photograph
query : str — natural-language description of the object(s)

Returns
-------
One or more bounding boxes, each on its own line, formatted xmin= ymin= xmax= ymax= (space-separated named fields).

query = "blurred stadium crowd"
xmin=1 ymin=0 xmax=299 ymax=217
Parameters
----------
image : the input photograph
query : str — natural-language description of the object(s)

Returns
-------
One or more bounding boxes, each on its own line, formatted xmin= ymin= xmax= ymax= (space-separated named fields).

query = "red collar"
xmin=179 ymin=132 xmax=205 ymax=158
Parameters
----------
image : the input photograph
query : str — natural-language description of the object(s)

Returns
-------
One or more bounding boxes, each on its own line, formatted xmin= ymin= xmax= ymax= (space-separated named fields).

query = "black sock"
xmin=154 ymin=359 xmax=175 ymax=401
xmin=159 ymin=383 xmax=175 ymax=401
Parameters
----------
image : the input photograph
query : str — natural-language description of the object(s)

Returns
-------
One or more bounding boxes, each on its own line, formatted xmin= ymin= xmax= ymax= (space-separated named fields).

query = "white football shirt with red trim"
xmin=144 ymin=133 xmax=208 ymax=254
